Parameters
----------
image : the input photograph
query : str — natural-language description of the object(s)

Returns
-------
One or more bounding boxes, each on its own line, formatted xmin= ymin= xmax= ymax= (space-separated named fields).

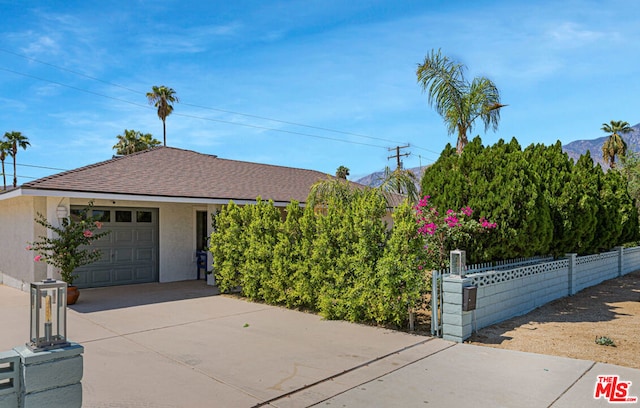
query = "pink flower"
xmin=83 ymin=230 xmax=93 ymax=238
xmin=26 ymin=245 xmax=32 ymax=250
xmin=445 ymin=215 xmax=459 ymax=227
xmin=418 ymin=222 xmax=437 ymax=236
xmin=480 ymin=217 xmax=498 ymax=229
xmin=95 ymin=221 xmax=103 ymax=229
xmin=417 ymin=196 xmax=430 ymax=209
xmin=34 ymin=255 xmax=42 ymax=262
xmin=446 ymin=209 xmax=455 ymax=215
xmin=461 ymin=206 xmax=473 ymax=217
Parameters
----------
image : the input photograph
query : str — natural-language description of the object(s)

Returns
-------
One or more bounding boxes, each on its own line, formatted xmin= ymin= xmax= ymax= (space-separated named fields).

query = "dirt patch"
xmin=466 ymin=271 xmax=640 ymax=369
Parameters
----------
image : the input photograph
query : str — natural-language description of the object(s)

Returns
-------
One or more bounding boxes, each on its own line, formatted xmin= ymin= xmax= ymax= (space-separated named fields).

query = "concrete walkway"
xmin=0 ymin=281 xmax=638 ymax=407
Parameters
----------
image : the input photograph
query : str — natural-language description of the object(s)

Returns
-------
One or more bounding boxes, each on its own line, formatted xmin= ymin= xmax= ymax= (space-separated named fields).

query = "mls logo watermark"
xmin=594 ymin=375 xmax=638 ymax=403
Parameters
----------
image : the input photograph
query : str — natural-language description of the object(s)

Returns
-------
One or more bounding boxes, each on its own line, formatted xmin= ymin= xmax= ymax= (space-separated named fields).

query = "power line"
xmin=0 ymin=48 xmax=411 ymax=147
xmin=0 ymin=66 xmax=387 ymax=149
xmin=0 ymin=47 xmax=447 ymax=161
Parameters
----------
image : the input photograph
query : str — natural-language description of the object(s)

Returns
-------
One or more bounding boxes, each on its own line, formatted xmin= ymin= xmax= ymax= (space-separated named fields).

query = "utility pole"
xmin=388 ymin=145 xmax=410 ymax=169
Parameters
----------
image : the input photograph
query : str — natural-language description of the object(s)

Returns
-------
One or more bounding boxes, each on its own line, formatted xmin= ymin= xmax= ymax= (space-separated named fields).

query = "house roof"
xmin=19 ymin=147 xmax=332 ymax=204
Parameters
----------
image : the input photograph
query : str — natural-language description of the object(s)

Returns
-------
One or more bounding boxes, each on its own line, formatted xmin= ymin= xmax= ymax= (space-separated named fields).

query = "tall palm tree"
xmin=146 ymin=86 xmax=178 ymax=146
xmin=377 ymin=166 xmax=420 ymax=204
xmin=4 ymin=131 xmax=30 ymax=187
xmin=416 ymin=49 xmax=505 ymax=154
xmin=113 ymin=129 xmax=161 ymax=155
xmin=335 ymin=165 xmax=350 ymax=179
xmin=0 ymin=140 xmax=11 ymax=190
xmin=601 ymin=120 xmax=632 ymax=169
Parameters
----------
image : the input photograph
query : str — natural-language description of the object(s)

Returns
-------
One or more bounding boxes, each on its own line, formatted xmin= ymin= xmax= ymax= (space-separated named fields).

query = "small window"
xmin=70 ymin=208 xmax=85 ymax=222
xmin=92 ymin=210 xmax=111 ymax=223
xmin=115 ymin=211 xmax=132 ymax=222
xmin=137 ymin=211 xmax=152 ymax=223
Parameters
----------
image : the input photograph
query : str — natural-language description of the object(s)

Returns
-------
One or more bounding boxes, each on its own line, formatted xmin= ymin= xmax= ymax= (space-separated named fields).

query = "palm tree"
xmin=146 ymin=86 xmax=178 ymax=146
xmin=113 ymin=129 xmax=161 ymax=155
xmin=0 ymin=140 xmax=11 ymax=190
xmin=377 ymin=166 xmax=420 ymax=203
xmin=335 ymin=165 xmax=350 ymax=179
xmin=4 ymin=131 xmax=30 ymax=187
xmin=416 ymin=49 xmax=505 ymax=154
xmin=601 ymin=120 xmax=632 ymax=169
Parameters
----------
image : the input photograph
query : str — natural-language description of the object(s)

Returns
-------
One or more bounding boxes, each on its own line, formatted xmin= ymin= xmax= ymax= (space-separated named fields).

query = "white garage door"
xmin=73 ymin=206 xmax=159 ymax=288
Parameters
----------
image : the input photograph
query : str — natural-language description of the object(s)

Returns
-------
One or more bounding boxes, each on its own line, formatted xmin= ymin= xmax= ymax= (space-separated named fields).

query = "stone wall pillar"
xmin=442 ymin=276 xmax=473 ymax=342
xmin=566 ymin=253 xmax=577 ymax=296
xmin=616 ymin=246 xmax=624 ymax=277
xmin=14 ymin=343 xmax=83 ymax=408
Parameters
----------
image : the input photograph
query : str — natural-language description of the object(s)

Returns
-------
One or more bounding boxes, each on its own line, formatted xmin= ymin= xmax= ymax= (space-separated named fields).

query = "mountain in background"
xmin=562 ymin=122 xmax=640 ymax=167
xmin=356 ymin=123 xmax=640 ymax=187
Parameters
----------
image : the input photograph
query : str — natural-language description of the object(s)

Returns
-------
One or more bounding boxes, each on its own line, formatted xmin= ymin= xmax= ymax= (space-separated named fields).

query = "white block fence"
xmin=439 ymin=246 xmax=640 ymax=342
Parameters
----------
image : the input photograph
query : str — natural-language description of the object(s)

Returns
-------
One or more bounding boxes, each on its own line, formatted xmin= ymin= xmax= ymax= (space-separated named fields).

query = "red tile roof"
xmin=21 ymin=147 xmax=332 ymax=203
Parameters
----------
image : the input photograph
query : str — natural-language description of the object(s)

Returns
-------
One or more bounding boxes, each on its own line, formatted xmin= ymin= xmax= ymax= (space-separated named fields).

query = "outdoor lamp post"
xmin=28 ymin=279 xmax=70 ymax=352
xmin=450 ymin=249 xmax=466 ymax=277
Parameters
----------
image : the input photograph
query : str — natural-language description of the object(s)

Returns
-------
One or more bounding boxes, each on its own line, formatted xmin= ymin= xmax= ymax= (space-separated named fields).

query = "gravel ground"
xmin=466 ymin=270 xmax=640 ymax=369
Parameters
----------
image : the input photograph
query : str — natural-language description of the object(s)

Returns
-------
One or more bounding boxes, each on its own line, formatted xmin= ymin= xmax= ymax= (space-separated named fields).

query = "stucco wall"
xmin=0 ymin=194 xmax=224 ymax=289
xmin=0 ymin=196 xmax=47 ymax=290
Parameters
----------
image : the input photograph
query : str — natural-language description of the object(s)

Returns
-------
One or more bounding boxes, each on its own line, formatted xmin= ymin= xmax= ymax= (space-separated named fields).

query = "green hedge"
xmin=421 ymin=137 xmax=639 ymax=260
xmin=210 ymin=189 xmax=425 ymax=327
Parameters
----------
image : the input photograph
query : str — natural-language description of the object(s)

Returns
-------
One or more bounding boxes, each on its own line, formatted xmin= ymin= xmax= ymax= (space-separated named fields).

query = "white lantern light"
xmin=28 ymin=279 xmax=70 ymax=352
xmin=56 ymin=205 xmax=68 ymax=220
xmin=450 ymin=249 xmax=466 ymax=277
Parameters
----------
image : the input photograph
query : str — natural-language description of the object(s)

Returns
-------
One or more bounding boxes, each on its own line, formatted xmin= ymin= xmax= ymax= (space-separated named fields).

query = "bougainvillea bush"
xmin=414 ymin=195 xmax=497 ymax=270
xmin=27 ymin=203 xmax=110 ymax=286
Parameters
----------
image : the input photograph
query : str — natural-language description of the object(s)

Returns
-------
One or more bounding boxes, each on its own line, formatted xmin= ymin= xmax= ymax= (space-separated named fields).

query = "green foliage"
xmin=209 ymin=186 xmax=428 ymax=328
xmin=422 ymin=137 xmax=638 ymax=259
xmin=210 ymin=201 xmax=245 ymax=292
xmin=264 ymin=201 xmax=302 ymax=305
xmin=113 ymin=129 xmax=161 ymax=155
xmin=595 ymin=336 xmax=616 ymax=347
xmin=373 ymin=200 xmax=429 ymax=325
xmin=27 ymin=203 xmax=110 ymax=285
xmin=240 ymin=198 xmax=280 ymax=300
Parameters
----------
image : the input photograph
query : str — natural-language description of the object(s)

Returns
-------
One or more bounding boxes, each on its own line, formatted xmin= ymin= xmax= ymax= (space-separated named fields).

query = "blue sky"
xmin=1 ymin=0 xmax=639 ymax=184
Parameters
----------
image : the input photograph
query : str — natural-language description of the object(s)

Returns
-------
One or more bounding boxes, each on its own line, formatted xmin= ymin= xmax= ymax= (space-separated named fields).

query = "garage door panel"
xmin=135 ymin=267 xmax=153 ymax=280
xmin=114 ymin=268 xmax=134 ymax=282
xmin=90 ymin=269 xmax=112 ymax=285
xmin=136 ymin=229 xmax=155 ymax=243
xmin=92 ymin=250 xmax=112 ymax=265
xmin=114 ymin=248 xmax=133 ymax=262
xmin=136 ymin=248 xmax=153 ymax=262
xmin=115 ymin=230 xmax=134 ymax=243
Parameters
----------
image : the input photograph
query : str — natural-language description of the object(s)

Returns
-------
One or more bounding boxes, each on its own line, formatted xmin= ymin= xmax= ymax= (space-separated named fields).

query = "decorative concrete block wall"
xmin=441 ymin=246 xmax=640 ymax=343
xmin=0 ymin=344 xmax=83 ymax=408
xmin=0 ymin=351 xmax=20 ymax=408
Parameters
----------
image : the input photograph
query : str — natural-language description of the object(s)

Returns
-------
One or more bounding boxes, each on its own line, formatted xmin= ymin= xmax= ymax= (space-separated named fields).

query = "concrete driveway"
xmin=1 ymin=281 xmax=638 ymax=407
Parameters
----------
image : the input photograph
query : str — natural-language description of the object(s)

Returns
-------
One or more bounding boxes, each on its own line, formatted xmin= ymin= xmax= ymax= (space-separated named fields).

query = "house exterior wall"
xmin=70 ymin=198 xmax=221 ymax=285
xmin=0 ymin=196 xmax=49 ymax=291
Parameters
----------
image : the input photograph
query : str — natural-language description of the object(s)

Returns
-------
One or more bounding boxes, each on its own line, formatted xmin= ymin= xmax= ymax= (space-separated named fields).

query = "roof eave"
xmin=1 ymin=187 xmax=298 ymax=207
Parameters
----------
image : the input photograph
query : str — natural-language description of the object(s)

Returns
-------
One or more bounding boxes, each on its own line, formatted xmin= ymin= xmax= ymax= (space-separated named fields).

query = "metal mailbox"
xmin=462 ymin=285 xmax=477 ymax=311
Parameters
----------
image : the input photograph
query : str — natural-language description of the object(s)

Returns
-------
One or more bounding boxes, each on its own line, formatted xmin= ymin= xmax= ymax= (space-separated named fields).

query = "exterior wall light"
xmin=56 ymin=205 xmax=68 ymax=220
xmin=450 ymin=249 xmax=466 ymax=278
xmin=28 ymin=279 xmax=70 ymax=352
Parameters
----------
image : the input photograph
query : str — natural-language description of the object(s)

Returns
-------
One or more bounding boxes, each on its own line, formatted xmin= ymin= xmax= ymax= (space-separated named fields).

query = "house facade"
xmin=0 ymin=147 xmax=330 ymax=291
